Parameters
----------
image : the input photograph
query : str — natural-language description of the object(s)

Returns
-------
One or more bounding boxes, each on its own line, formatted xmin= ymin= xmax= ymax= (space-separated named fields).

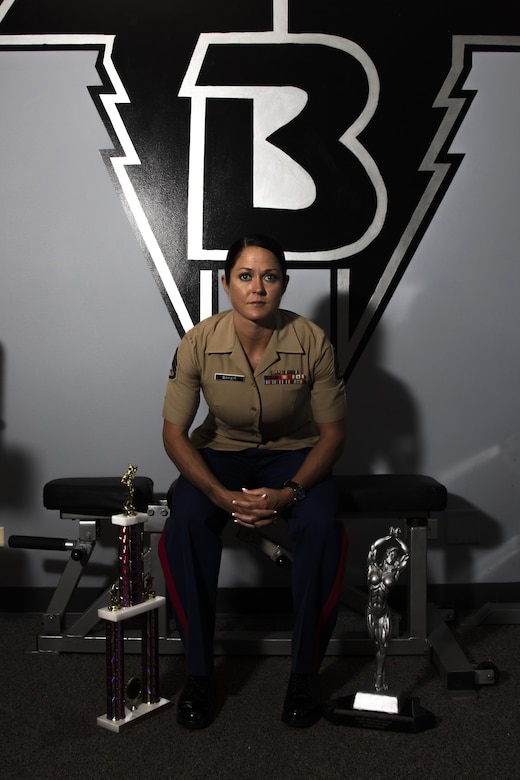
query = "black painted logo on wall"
xmin=1 ymin=0 xmax=518 ymax=373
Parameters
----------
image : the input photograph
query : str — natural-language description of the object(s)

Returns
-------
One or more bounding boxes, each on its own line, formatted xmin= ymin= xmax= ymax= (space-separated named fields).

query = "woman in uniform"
xmin=159 ymin=234 xmax=347 ymax=729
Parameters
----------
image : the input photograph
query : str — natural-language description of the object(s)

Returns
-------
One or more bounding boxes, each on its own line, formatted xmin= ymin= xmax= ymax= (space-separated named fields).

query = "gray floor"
xmin=2 ymin=613 xmax=520 ymax=780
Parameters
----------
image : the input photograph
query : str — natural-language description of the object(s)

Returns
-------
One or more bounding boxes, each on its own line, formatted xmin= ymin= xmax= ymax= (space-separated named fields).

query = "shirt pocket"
xmin=203 ymin=377 xmax=256 ymax=429
xmin=260 ymin=381 xmax=310 ymax=429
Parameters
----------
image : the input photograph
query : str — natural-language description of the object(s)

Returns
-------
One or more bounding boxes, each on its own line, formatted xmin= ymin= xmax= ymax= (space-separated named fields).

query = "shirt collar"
xmin=205 ymin=311 xmax=236 ymax=354
xmin=205 ymin=310 xmax=305 ymax=356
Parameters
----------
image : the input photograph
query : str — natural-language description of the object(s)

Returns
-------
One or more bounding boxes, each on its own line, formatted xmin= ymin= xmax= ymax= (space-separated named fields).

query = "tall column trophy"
xmin=324 ymin=527 xmax=434 ymax=732
xmin=97 ymin=465 xmax=170 ymax=732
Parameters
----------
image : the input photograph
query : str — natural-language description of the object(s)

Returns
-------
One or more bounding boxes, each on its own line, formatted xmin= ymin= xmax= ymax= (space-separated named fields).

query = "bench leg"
xmin=428 ymin=605 xmax=477 ymax=697
xmin=407 ymin=518 xmax=428 ymax=640
xmin=42 ymin=520 xmax=98 ymax=636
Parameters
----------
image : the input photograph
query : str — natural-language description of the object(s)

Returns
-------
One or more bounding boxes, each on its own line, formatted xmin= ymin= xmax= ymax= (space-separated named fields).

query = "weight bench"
xmin=9 ymin=473 xmax=491 ymax=696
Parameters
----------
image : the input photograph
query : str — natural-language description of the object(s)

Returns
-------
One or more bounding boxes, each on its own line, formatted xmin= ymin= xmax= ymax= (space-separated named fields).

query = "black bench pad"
xmin=335 ymin=474 xmax=447 ymax=514
xmin=43 ymin=474 xmax=446 ymax=518
xmin=43 ymin=477 xmax=154 ymax=516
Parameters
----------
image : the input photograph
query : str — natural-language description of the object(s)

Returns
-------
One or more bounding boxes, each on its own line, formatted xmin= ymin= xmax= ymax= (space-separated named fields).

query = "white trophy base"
xmin=97 ymin=697 xmax=171 ymax=732
xmin=111 ymin=511 xmax=149 ymax=527
xmin=353 ymin=689 xmax=403 ymax=714
xmin=98 ymin=595 xmax=166 ymax=622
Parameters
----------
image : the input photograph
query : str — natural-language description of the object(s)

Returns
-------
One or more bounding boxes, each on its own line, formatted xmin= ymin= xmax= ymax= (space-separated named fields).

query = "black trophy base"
xmin=322 ymin=694 xmax=435 ymax=733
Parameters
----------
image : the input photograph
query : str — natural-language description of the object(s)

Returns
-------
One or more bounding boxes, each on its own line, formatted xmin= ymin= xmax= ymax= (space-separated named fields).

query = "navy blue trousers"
xmin=159 ymin=448 xmax=348 ymax=676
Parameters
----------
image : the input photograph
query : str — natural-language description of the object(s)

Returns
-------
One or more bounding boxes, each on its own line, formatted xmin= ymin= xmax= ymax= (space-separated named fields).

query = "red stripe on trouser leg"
xmin=313 ymin=522 xmax=348 ymax=671
xmin=158 ymin=524 xmax=188 ymax=643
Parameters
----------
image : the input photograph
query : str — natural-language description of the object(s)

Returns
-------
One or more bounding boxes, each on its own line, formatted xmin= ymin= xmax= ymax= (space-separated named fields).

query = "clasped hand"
xmin=228 ymin=487 xmax=290 ymax=528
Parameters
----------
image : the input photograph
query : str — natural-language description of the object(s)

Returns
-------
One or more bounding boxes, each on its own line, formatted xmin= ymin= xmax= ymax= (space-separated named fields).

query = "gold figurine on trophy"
xmin=121 ymin=463 xmax=138 ymax=517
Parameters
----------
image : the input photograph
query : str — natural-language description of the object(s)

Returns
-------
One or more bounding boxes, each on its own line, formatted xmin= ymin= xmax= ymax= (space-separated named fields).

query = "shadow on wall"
xmin=305 ymin=302 xmax=503 ymax=589
xmin=0 ymin=343 xmax=35 ymax=510
xmin=0 ymin=343 xmax=37 ymax=591
xmin=441 ymin=494 xmax=502 ymax=587
xmin=311 ymin=297 xmax=423 ymax=475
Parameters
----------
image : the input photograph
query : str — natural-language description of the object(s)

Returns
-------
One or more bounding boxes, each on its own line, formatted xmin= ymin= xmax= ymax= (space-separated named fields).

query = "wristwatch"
xmin=282 ymin=480 xmax=306 ymax=502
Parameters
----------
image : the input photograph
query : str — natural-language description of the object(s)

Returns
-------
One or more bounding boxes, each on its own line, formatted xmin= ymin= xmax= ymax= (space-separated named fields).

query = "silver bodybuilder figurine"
xmin=366 ymin=527 xmax=409 ymax=692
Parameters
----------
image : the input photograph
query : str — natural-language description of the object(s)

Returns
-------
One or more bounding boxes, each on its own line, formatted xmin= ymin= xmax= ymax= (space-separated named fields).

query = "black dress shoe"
xmin=177 ymin=675 xmax=215 ymax=729
xmin=281 ymin=672 xmax=321 ymax=728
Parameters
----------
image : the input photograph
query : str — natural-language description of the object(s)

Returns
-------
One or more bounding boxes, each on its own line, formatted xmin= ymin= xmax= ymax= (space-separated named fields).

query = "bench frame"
xmin=12 ymin=474 xmax=494 ymax=697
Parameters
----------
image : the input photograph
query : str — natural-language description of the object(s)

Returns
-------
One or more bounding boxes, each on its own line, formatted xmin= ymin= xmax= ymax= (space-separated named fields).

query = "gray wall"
xmin=1 ymin=46 xmax=520 ymax=594
xmin=0 ymin=50 xmax=176 ymax=588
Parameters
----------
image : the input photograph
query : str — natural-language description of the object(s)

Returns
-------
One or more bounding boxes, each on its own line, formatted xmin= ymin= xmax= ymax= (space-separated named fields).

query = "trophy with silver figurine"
xmin=324 ymin=527 xmax=434 ymax=732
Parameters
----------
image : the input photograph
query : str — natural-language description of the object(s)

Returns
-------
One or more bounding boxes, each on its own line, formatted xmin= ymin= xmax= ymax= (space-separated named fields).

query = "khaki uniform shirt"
xmin=162 ymin=309 xmax=346 ymax=451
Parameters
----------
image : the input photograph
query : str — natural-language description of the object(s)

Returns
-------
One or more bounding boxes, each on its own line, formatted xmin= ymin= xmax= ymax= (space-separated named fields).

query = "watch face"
xmin=285 ymin=480 xmax=305 ymax=501
xmin=294 ymin=485 xmax=305 ymax=501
